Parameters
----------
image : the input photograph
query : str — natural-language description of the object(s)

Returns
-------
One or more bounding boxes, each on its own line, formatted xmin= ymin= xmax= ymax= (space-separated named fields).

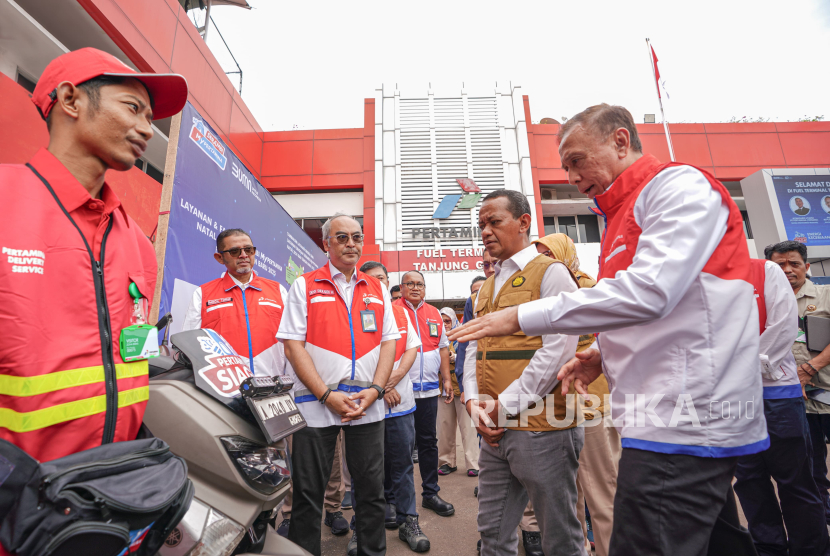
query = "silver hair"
xmin=321 ymin=212 xmax=361 ymax=247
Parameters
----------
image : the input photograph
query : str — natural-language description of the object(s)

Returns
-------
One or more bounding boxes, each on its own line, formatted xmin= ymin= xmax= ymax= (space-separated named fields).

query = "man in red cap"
xmin=0 ymin=47 xmax=187 ymax=473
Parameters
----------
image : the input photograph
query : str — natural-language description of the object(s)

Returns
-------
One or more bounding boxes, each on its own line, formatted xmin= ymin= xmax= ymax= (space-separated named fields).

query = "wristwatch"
xmin=370 ymin=384 xmax=385 ymax=397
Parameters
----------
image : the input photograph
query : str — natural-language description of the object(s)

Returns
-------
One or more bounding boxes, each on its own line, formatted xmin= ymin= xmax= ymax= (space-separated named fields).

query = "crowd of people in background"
xmin=182 ymin=103 xmax=830 ymax=556
xmin=5 ymin=46 xmax=830 ymax=556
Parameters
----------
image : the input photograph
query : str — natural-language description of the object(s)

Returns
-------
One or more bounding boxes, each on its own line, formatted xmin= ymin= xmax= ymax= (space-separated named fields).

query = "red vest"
xmin=304 ymin=265 xmax=386 ymax=365
xmin=0 ymin=164 xmax=155 ymax=462
xmin=395 ymin=299 xmax=444 ymax=353
xmin=199 ymin=273 xmax=284 ymax=373
xmin=748 ymin=259 xmax=767 ymax=335
xmin=392 ymin=304 xmax=409 ymax=363
xmin=596 ymin=154 xmax=750 ymax=286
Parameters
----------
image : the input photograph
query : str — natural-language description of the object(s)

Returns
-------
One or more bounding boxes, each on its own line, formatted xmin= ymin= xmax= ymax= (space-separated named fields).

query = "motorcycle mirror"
xmin=155 ymin=312 xmax=172 ymax=331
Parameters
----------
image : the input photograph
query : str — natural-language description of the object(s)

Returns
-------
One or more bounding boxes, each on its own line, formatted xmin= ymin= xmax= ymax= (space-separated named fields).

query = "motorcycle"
xmin=146 ymin=316 xmax=310 ymax=556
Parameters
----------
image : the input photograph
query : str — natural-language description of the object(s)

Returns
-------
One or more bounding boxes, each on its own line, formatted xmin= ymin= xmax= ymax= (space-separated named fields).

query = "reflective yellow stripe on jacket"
xmin=0 ymin=361 xmax=149 ymax=433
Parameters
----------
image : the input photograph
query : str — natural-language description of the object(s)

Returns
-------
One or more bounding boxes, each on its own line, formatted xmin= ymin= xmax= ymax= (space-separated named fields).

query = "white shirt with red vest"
xmin=518 ymin=154 xmax=768 ymax=458
xmin=749 ymin=259 xmax=801 ymax=398
xmin=182 ymin=271 xmax=288 ymax=377
xmin=387 ymin=305 xmax=422 ymax=418
xmin=394 ymin=299 xmax=449 ymax=399
xmin=277 ymin=262 xmax=400 ymax=428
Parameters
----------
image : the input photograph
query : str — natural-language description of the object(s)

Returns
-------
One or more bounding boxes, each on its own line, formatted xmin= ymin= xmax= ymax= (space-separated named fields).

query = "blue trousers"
xmin=414 ymin=396 xmax=440 ymax=498
xmin=384 ymin=412 xmax=418 ymax=522
xmin=735 ymin=397 xmax=829 ymax=556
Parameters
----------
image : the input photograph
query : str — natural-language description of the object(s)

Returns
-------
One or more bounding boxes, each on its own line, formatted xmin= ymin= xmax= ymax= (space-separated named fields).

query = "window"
xmin=295 ymin=217 xmax=364 ymax=251
xmin=740 ymin=211 xmax=753 ymax=240
xmin=541 ymin=215 xmax=601 ymax=243
xmin=16 ymin=71 xmax=36 ymax=94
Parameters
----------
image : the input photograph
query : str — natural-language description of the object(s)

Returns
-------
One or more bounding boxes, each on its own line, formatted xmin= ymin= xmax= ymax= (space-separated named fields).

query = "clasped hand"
xmin=325 ymin=388 xmax=381 ymax=423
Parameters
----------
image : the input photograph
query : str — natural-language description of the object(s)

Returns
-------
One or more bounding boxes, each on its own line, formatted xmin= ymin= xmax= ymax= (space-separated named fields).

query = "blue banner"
xmin=773 ymin=175 xmax=830 ymax=246
xmin=158 ymin=102 xmax=326 ymax=335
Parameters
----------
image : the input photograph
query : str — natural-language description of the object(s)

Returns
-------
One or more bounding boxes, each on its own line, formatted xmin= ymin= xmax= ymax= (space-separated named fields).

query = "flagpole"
xmin=646 ymin=38 xmax=675 ymax=162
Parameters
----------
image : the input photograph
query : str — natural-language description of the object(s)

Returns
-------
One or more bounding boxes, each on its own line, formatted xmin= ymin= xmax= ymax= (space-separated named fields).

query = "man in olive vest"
xmin=462 ymin=190 xmax=585 ymax=556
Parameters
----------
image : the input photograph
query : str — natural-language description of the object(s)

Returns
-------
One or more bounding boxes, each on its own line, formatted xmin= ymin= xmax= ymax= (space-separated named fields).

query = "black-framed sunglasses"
xmin=218 ymin=246 xmax=256 ymax=257
xmin=328 ymin=233 xmax=365 ymax=245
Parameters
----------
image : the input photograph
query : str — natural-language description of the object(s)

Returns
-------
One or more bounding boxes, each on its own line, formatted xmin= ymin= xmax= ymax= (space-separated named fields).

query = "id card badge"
xmin=119 ymin=280 xmax=160 ymax=361
xmin=120 ymin=324 xmax=160 ymax=361
xmin=796 ymin=329 xmax=807 ymax=344
xmin=428 ymin=322 xmax=439 ymax=337
xmin=360 ymin=310 xmax=378 ymax=333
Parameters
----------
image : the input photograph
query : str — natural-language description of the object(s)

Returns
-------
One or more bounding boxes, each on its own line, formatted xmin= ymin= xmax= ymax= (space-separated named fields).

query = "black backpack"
xmin=0 ymin=437 xmax=193 ymax=556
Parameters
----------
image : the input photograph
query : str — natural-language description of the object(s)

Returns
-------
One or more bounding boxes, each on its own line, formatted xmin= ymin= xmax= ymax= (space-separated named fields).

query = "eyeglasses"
xmin=402 ymin=282 xmax=425 ymax=289
xmin=327 ymin=233 xmax=365 ymax=245
xmin=482 ymin=262 xmax=495 ymax=269
xmin=219 ymin=246 xmax=256 ymax=257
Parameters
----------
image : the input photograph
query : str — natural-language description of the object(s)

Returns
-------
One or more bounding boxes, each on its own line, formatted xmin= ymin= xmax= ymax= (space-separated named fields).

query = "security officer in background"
xmin=0 ymin=49 xmax=186 ymax=556
xmin=766 ymin=240 xmax=830 ymax=526
xmin=182 ymin=228 xmax=288 ymax=377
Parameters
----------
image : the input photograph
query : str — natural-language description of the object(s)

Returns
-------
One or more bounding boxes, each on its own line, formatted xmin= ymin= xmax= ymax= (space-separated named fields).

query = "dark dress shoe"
xmin=324 ymin=510 xmax=349 ymax=536
xmin=422 ymin=494 xmax=455 ymax=516
xmin=276 ymin=517 xmax=290 ymax=537
xmin=341 ymin=491 xmax=353 ymax=510
xmin=385 ymin=503 xmax=399 ymax=529
xmin=522 ymin=530 xmax=544 ymax=556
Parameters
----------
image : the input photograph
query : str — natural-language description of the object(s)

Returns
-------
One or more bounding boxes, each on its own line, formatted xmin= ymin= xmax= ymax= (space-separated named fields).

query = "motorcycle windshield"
xmin=169 ymin=329 xmax=257 ymax=424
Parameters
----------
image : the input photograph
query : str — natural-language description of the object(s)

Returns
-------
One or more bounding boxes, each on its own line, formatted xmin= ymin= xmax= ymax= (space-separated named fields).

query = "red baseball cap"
xmin=32 ymin=48 xmax=188 ymax=121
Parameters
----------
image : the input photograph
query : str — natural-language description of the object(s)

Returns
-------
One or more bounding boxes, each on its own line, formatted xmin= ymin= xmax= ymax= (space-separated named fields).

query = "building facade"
xmin=3 ymin=0 xmax=830 ymax=308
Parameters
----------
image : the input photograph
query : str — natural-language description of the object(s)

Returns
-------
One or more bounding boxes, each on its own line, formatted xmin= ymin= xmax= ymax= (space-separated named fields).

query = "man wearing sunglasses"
xmin=182 ymin=228 xmax=288 ymax=377
xmin=278 ymin=213 xmax=399 ymax=556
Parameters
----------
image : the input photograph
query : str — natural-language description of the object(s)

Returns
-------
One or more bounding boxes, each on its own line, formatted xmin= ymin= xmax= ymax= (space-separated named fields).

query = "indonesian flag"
xmin=651 ymin=45 xmax=669 ymax=99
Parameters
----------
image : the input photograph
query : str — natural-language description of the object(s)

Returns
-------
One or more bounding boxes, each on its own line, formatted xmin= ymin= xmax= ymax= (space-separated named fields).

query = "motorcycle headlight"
xmin=220 ymin=436 xmax=291 ymax=495
xmin=158 ymin=499 xmax=245 ymax=556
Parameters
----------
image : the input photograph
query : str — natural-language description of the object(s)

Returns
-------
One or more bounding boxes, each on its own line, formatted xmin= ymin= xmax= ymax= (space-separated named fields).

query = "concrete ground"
xmin=309 ymin=440 xmax=537 ymax=556
xmin=282 ymin=434 xmax=809 ymax=556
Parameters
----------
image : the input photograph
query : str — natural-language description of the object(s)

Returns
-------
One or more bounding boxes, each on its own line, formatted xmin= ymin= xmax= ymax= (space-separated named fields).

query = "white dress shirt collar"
xmin=493 ymin=244 xmax=540 ymax=301
xmin=494 ymin=244 xmax=539 ymax=275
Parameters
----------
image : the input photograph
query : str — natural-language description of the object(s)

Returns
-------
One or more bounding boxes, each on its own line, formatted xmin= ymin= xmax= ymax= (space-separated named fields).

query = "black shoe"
xmin=276 ymin=517 xmax=290 ymax=537
xmin=412 ymin=448 xmax=419 ymax=463
xmin=399 ymin=515 xmax=430 ymax=552
xmin=422 ymin=494 xmax=454 ymax=516
xmin=522 ymin=530 xmax=544 ymax=556
xmin=347 ymin=531 xmax=357 ymax=556
xmin=342 ymin=491 xmax=353 ymax=510
xmin=477 ymin=539 xmax=481 ymax=552
xmin=385 ymin=503 xmax=399 ymax=529
xmin=325 ymin=510 xmax=349 ymax=536
xmin=474 ymin=486 xmax=478 ymax=498
xmin=437 ymin=464 xmax=457 ymax=475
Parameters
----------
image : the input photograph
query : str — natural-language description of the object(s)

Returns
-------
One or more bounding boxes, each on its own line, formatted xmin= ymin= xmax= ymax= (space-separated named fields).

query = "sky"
xmin=199 ymin=0 xmax=830 ymax=131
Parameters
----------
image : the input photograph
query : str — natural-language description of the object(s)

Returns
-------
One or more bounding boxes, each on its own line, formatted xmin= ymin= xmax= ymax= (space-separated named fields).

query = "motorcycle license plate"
xmin=246 ymin=393 xmax=307 ymax=444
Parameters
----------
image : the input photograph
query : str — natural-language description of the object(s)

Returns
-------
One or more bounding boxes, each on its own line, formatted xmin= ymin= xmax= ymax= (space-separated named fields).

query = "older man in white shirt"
xmin=462 ymin=189 xmax=584 ymax=556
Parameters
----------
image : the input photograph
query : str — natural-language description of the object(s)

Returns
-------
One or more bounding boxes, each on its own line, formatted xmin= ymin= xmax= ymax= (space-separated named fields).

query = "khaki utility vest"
xmin=475 ymin=254 xmax=578 ymax=431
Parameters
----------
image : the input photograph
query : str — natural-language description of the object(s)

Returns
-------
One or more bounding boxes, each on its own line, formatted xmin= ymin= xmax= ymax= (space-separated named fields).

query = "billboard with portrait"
xmin=772 ymin=175 xmax=830 ymax=246
xmin=157 ymin=102 xmax=327 ymax=335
